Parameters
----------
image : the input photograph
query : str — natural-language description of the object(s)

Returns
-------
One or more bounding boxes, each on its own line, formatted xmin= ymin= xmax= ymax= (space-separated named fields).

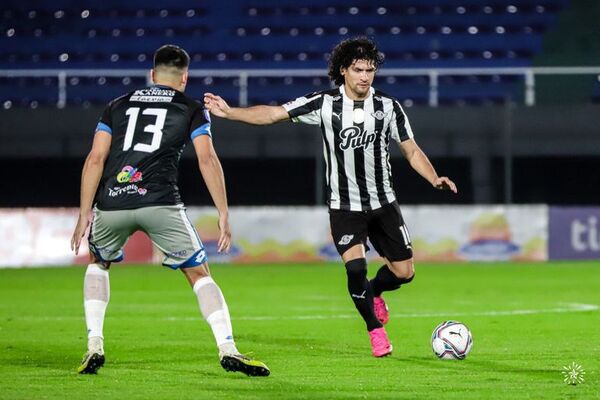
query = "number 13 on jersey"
xmin=123 ymin=107 xmax=167 ymax=153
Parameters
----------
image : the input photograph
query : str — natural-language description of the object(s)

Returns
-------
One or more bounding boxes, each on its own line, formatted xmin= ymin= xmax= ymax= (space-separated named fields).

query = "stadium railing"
xmin=2 ymin=66 xmax=600 ymax=108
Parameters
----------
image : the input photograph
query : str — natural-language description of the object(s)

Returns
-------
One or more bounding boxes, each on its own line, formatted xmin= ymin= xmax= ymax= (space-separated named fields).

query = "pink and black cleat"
xmin=373 ymin=296 xmax=389 ymax=325
xmin=369 ymin=327 xmax=393 ymax=357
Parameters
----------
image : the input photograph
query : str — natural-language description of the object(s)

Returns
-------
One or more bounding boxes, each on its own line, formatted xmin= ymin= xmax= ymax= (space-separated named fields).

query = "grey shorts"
xmin=88 ymin=204 xmax=207 ymax=269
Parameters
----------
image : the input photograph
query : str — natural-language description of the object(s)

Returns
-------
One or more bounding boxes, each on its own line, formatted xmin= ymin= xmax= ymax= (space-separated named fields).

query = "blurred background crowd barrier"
xmin=1 ymin=205 xmax=598 ymax=268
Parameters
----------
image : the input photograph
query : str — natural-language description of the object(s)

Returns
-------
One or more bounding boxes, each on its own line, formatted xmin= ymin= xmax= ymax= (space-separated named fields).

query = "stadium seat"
xmin=0 ymin=0 xmax=570 ymax=106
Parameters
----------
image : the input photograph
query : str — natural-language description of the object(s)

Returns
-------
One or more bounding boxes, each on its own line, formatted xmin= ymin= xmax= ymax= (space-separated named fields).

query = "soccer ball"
xmin=431 ymin=321 xmax=473 ymax=360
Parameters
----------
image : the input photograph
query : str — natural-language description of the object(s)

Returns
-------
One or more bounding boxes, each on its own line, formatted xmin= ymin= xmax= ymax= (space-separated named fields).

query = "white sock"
xmin=88 ymin=336 xmax=104 ymax=354
xmin=193 ymin=277 xmax=238 ymax=355
xmin=84 ymin=263 xmax=109 ymax=350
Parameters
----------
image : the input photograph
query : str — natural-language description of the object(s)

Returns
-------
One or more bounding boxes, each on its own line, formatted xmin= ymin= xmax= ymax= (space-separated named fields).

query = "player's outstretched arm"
xmin=399 ymin=139 xmax=458 ymax=193
xmin=71 ymin=131 xmax=112 ymax=254
xmin=192 ymin=135 xmax=231 ymax=253
xmin=204 ymin=92 xmax=289 ymax=125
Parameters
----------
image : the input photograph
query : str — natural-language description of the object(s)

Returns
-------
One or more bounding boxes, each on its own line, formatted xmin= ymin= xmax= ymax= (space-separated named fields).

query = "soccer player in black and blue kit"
xmin=71 ymin=45 xmax=269 ymax=376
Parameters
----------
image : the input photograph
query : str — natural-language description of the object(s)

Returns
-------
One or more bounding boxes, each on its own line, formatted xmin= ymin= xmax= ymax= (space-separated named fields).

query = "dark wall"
xmin=1 ymin=104 xmax=599 ymax=206
xmin=3 ymin=104 xmax=600 ymax=159
xmin=492 ymin=156 xmax=600 ymax=204
xmin=0 ymin=157 xmax=470 ymax=207
xmin=2 ymin=155 xmax=599 ymax=207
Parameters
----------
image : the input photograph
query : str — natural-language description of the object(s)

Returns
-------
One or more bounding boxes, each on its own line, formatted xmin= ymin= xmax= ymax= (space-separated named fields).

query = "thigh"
xmin=135 ymin=205 xmax=206 ymax=269
xmin=89 ymin=208 xmax=137 ymax=262
xmin=368 ymin=202 xmax=413 ymax=262
xmin=329 ymin=209 xmax=369 ymax=258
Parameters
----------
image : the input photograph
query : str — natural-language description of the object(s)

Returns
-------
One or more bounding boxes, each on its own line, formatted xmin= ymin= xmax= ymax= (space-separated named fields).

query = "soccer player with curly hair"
xmin=204 ymin=37 xmax=457 ymax=357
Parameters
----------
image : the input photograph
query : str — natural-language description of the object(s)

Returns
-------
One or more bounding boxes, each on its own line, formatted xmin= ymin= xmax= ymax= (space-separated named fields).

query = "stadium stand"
xmin=1 ymin=0 xmax=569 ymax=106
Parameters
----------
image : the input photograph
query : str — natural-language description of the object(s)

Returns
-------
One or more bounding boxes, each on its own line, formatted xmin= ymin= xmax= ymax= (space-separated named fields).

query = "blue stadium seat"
xmin=0 ymin=0 xmax=569 ymax=106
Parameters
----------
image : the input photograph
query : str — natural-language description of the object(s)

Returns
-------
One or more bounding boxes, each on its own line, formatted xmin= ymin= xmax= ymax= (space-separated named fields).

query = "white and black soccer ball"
xmin=431 ymin=321 xmax=473 ymax=360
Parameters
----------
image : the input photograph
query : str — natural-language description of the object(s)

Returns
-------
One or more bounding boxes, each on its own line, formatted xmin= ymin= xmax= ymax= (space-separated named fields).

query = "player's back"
xmin=94 ymin=85 xmax=210 ymax=210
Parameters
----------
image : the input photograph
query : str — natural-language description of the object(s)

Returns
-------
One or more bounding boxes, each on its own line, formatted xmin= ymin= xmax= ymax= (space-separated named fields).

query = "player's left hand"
xmin=217 ymin=214 xmax=232 ymax=253
xmin=203 ymin=92 xmax=230 ymax=118
xmin=71 ymin=214 xmax=90 ymax=255
xmin=433 ymin=177 xmax=458 ymax=193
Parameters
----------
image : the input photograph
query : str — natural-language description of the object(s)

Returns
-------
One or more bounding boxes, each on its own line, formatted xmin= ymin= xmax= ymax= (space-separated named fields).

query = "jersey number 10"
xmin=123 ymin=107 xmax=167 ymax=153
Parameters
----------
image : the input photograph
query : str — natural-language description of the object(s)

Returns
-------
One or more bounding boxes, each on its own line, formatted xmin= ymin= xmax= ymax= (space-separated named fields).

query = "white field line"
xmin=3 ymin=303 xmax=597 ymax=322
xmin=227 ymin=303 xmax=599 ymax=321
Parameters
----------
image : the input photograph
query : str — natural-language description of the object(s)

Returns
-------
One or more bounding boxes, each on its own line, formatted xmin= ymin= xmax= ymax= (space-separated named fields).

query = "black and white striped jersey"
xmin=283 ymin=85 xmax=414 ymax=211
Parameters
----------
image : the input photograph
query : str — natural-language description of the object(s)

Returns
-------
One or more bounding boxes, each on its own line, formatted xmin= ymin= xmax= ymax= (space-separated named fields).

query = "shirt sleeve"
xmin=190 ymin=103 xmax=212 ymax=140
xmin=389 ymin=99 xmax=414 ymax=143
xmin=282 ymin=92 xmax=323 ymax=125
xmin=95 ymin=103 xmax=113 ymax=135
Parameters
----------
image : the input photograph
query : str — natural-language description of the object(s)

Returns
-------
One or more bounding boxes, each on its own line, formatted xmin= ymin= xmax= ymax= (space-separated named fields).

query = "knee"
xmin=345 ymin=258 xmax=368 ymax=277
xmin=389 ymin=259 xmax=415 ymax=281
xmin=183 ymin=264 xmax=211 ymax=286
xmin=401 ymin=272 xmax=414 ymax=284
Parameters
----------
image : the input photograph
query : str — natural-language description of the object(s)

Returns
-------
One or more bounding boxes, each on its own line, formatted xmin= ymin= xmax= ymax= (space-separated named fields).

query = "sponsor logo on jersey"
xmin=116 ymin=165 xmax=143 ymax=183
xmin=130 ymin=88 xmax=175 ymax=103
xmin=371 ymin=110 xmax=390 ymax=120
xmin=108 ymin=184 xmax=148 ymax=197
xmin=169 ymin=249 xmax=188 ymax=258
xmin=338 ymin=234 xmax=354 ymax=245
xmin=195 ymin=250 xmax=206 ymax=263
xmin=339 ymin=127 xmax=376 ymax=151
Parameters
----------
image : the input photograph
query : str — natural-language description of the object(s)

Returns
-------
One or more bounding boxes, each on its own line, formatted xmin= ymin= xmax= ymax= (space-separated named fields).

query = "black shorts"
xmin=329 ymin=201 xmax=413 ymax=262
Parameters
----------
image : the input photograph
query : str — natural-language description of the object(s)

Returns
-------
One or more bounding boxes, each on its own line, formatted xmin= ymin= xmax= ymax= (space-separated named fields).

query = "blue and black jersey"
xmin=94 ymin=85 xmax=211 ymax=210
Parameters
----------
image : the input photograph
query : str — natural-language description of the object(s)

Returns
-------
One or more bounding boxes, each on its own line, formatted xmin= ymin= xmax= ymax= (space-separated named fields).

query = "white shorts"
xmin=88 ymin=204 xmax=206 ymax=269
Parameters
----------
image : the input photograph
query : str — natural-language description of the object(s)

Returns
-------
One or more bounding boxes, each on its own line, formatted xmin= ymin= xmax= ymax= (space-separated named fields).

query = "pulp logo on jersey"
xmin=116 ymin=165 xmax=143 ymax=183
xmin=339 ymin=127 xmax=376 ymax=151
xmin=108 ymin=184 xmax=147 ymax=197
xmin=338 ymin=234 xmax=354 ymax=245
xmin=130 ymin=88 xmax=175 ymax=103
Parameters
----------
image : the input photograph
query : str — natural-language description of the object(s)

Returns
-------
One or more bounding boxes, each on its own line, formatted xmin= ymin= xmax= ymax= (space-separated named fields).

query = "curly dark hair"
xmin=328 ymin=37 xmax=384 ymax=86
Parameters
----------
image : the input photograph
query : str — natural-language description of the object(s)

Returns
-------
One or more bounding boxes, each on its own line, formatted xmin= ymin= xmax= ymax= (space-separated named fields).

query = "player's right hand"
xmin=217 ymin=213 xmax=232 ymax=253
xmin=433 ymin=176 xmax=458 ymax=193
xmin=71 ymin=214 xmax=90 ymax=255
xmin=203 ymin=92 xmax=230 ymax=118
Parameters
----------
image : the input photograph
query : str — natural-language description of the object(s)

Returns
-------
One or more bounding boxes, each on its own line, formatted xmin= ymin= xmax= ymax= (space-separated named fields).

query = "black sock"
xmin=345 ymin=258 xmax=382 ymax=331
xmin=370 ymin=265 xmax=414 ymax=297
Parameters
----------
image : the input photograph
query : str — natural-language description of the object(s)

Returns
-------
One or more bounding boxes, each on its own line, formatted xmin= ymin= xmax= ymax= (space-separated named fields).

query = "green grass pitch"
xmin=0 ymin=262 xmax=598 ymax=399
